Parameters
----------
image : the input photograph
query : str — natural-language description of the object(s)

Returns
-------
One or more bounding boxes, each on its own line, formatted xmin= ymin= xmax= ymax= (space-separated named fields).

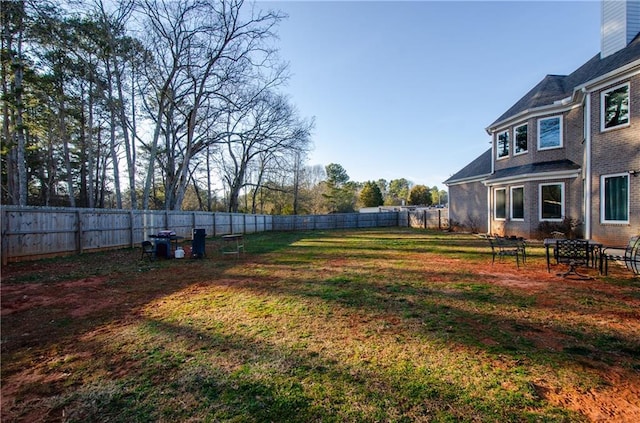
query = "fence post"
xmin=1 ymin=208 xmax=8 ymax=266
xmin=130 ymin=210 xmax=135 ymax=247
xmin=76 ymin=210 xmax=84 ymax=254
xmin=438 ymin=209 xmax=442 ymax=230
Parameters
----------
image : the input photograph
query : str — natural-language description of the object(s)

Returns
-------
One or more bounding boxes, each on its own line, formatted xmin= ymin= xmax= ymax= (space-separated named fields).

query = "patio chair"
xmin=488 ymin=237 xmax=520 ymax=268
xmin=555 ymin=239 xmax=591 ymax=279
xmin=141 ymin=240 xmax=155 ymax=261
xmin=600 ymin=236 xmax=640 ymax=276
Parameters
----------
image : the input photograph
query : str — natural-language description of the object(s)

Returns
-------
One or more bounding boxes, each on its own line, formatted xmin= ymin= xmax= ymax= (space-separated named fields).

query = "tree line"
xmin=2 ymin=0 xmax=314 ymax=212
xmin=1 ymin=0 xmax=446 ymax=214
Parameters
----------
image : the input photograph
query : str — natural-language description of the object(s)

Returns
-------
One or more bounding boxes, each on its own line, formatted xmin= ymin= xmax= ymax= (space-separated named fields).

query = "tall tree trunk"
xmin=86 ymin=78 xmax=95 ymax=208
xmin=292 ymin=152 xmax=301 ymax=215
xmin=113 ymin=54 xmax=137 ymax=209
xmin=109 ymin=105 xmax=122 ymax=208
xmin=58 ymin=88 xmax=76 ymax=207
xmin=1 ymin=1 xmax=27 ymax=205
xmin=78 ymin=84 xmax=88 ymax=207
xmin=13 ymin=20 xmax=26 ymax=205
xmin=206 ymin=144 xmax=213 ymax=211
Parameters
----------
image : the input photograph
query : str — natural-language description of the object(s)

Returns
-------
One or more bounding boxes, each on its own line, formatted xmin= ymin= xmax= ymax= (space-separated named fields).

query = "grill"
xmin=154 ymin=230 xmax=176 ymax=257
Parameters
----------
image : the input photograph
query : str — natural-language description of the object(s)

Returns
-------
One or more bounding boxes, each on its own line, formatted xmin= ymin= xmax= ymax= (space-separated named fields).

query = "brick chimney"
xmin=601 ymin=0 xmax=640 ymax=59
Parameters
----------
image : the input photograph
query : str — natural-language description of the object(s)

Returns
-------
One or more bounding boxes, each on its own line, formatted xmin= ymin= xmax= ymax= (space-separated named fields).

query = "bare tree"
xmin=136 ymin=0 xmax=286 ymax=210
xmin=91 ymin=0 xmax=139 ymax=208
xmin=217 ymin=89 xmax=312 ymax=213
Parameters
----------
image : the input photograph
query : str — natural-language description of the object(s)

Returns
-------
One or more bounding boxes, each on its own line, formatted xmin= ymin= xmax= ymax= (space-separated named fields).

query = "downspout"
xmin=487 ymin=134 xmax=495 ymax=234
xmin=584 ymin=88 xmax=592 ymax=239
xmin=486 ymin=185 xmax=491 ymax=235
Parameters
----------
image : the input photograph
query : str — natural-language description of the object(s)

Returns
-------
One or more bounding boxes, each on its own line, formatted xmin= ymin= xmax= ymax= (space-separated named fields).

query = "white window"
xmin=539 ymin=183 xmax=564 ymax=221
xmin=510 ymin=186 xmax=524 ymax=220
xmin=497 ymin=130 xmax=509 ymax=159
xmin=601 ymin=173 xmax=629 ymax=223
xmin=538 ymin=116 xmax=563 ymax=150
xmin=601 ymin=83 xmax=630 ymax=131
xmin=514 ymin=123 xmax=528 ymax=155
xmin=495 ymin=188 xmax=506 ymax=220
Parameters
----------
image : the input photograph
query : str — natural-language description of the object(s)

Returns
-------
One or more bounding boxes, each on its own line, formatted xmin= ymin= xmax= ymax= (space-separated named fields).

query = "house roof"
xmin=483 ymin=159 xmax=581 ymax=183
xmin=444 ymin=148 xmax=492 ymax=185
xmin=489 ymin=32 xmax=640 ymax=129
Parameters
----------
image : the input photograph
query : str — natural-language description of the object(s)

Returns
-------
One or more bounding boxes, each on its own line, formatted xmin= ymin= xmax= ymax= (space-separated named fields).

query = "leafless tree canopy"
xmin=1 ymin=0 xmax=313 ymax=211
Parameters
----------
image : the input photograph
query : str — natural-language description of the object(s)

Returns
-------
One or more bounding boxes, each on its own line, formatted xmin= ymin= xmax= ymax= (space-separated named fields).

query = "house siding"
xmin=492 ymin=107 xmax=585 ymax=170
xmin=448 ymin=181 xmax=488 ymax=233
xmin=487 ymin=104 xmax=586 ymax=238
xmin=589 ymin=73 xmax=640 ymax=245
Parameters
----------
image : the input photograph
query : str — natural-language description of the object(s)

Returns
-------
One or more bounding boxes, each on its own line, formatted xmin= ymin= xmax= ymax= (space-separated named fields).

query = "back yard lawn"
xmin=2 ymin=228 xmax=639 ymax=422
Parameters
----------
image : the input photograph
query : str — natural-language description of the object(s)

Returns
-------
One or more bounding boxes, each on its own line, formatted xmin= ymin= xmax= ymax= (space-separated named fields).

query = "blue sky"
xmin=265 ymin=0 xmax=602 ymax=189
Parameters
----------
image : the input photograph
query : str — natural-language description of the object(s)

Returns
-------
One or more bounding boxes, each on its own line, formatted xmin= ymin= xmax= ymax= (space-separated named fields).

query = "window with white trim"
xmin=601 ymin=83 xmax=630 ymax=131
xmin=514 ymin=124 xmax=528 ymax=155
xmin=601 ymin=173 xmax=629 ymax=223
xmin=495 ymin=188 xmax=506 ymax=220
xmin=510 ymin=186 xmax=524 ymax=220
xmin=497 ymin=130 xmax=509 ymax=159
xmin=539 ymin=183 xmax=564 ymax=221
xmin=538 ymin=116 xmax=562 ymax=150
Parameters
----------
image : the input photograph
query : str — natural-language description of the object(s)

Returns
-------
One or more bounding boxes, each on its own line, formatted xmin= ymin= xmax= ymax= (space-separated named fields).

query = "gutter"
xmin=573 ymin=59 xmax=640 ymax=94
xmin=486 ymin=102 xmax=581 ymax=135
xmin=482 ymin=169 xmax=581 ymax=187
xmin=444 ymin=173 xmax=493 ymax=186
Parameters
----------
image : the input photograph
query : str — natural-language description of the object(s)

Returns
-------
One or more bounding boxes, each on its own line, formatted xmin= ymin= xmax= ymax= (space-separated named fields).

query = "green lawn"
xmin=2 ymin=229 xmax=639 ymax=422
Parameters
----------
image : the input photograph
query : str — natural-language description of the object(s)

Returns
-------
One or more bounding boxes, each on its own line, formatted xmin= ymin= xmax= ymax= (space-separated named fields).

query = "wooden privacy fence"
xmin=407 ymin=208 xmax=449 ymax=230
xmin=272 ymin=212 xmax=401 ymax=230
xmin=0 ymin=206 xmax=272 ymax=263
xmin=1 ymin=206 xmax=448 ymax=263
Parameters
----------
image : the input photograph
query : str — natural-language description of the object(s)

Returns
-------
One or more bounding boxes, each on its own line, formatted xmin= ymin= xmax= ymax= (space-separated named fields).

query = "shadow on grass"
xmin=57 ymin=315 xmax=574 ymax=422
xmin=2 ymin=229 xmax=638 ymax=422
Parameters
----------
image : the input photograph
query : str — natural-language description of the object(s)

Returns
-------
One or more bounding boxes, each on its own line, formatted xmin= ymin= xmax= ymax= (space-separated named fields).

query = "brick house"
xmin=445 ymin=0 xmax=640 ymax=245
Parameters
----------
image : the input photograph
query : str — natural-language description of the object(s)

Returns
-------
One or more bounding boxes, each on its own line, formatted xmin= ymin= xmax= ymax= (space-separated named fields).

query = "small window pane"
xmin=515 ymin=124 xmax=527 ymax=154
xmin=603 ymin=175 xmax=628 ymax=221
xmin=511 ymin=187 xmax=524 ymax=219
xmin=497 ymin=131 xmax=509 ymax=158
xmin=538 ymin=117 xmax=561 ymax=149
xmin=495 ymin=189 xmax=506 ymax=219
xmin=541 ymin=184 xmax=562 ymax=219
xmin=603 ymin=85 xmax=629 ymax=129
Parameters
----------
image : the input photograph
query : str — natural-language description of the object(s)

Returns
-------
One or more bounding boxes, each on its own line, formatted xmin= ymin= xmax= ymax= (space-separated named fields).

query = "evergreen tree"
xmin=408 ymin=185 xmax=431 ymax=205
xmin=360 ymin=181 xmax=383 ymax=207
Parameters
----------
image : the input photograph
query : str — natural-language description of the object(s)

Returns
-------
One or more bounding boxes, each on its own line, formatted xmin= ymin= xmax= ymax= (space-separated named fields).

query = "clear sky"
xmin=262 ymin=0 xmax=602 ymax=189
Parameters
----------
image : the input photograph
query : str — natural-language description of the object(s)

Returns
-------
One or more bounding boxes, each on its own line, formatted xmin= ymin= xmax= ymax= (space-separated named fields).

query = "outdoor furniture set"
xmin=487 ymin=234 xmax=639 ymax=279
xmin=141 ymin=229 xmax=244 ymax=261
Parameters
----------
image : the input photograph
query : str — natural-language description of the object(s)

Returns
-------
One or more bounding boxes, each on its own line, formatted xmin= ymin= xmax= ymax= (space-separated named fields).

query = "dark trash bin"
xmin=192 ymin=229 xmax=206 ymax=258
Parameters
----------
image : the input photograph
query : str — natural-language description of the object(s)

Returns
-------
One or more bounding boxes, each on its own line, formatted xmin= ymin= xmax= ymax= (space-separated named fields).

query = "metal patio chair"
xmin=141 ymin=240 xmax=155 ymax=261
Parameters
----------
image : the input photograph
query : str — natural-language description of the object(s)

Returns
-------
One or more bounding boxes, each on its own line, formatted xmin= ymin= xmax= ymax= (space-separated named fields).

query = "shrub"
xmin=536 ymin=216 xmax=583 ymax=239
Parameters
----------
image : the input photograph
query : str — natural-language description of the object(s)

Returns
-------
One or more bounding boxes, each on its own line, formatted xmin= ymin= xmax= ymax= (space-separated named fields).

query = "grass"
xmin=2 ymin=228 xmax=639 ymax=422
